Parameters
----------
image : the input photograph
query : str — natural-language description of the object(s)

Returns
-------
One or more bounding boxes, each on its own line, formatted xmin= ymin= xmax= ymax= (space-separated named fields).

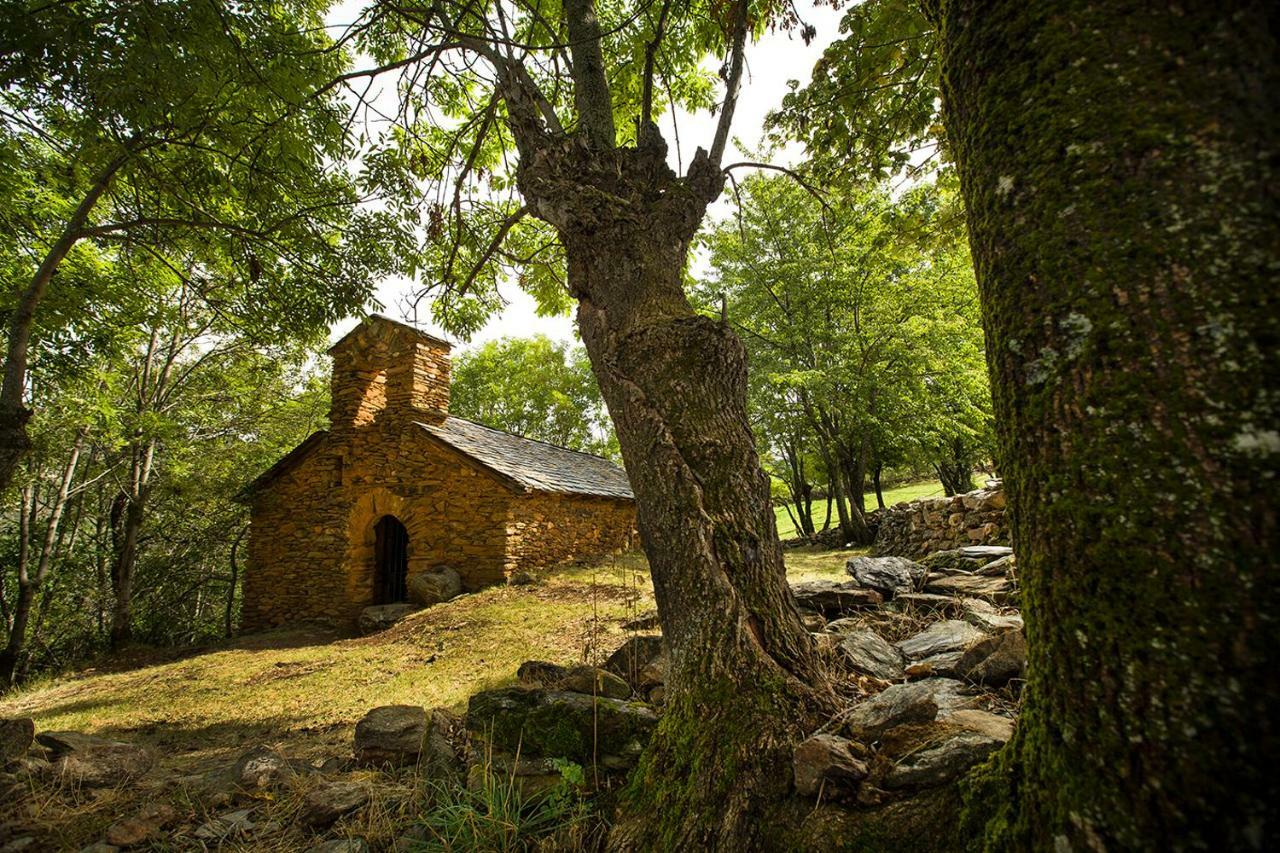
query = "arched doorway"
xmin=374 ymin=515 xmax=409 ymax=604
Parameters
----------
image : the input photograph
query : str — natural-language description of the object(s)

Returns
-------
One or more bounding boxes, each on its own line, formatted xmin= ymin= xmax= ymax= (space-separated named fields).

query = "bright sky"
xmin=327 ymin=2 xmax=845 ymax=350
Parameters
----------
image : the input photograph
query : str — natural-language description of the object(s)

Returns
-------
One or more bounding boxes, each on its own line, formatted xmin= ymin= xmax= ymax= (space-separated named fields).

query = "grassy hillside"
xmin=1 ymin=550 xmax=851 ymax=771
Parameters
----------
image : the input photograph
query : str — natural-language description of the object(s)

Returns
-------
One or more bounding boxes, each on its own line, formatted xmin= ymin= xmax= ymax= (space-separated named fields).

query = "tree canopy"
xmin=450 ymin=335 xmax=618 ymax=458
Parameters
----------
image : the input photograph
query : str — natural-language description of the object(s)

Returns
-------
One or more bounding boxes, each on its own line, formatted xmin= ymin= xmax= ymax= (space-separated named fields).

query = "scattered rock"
xmin=468 ymin=754 xmax=563 ymax=797
xmin=35 ymin=731 xmax=154 ymax=788
xmin=793 ymin=734 xmax=869 ymax=798
xmin=516 ymin=660 xmax=568 ymax=686
xmin=897 ymin=620 xmax=985 ymax=660
xmin=823 ymin=617 xmax=867 ymax=635
xmin=303 ymin=781 xmax=370 ymax=827
xmin=845 ymin=556 xmax=926 ymax=598
xmin=960 ymin=598 xmax=1023 ymax=632
xmin=233 ymin=745 xmax=295 ymax=789
xmin=1 ymin=838 xmax=38 ymax=852
xmin=354 ymin=705 xmax=426 ymax=768
xmin=975 ymin=554 xmax=1015 ymax=576
xmin=914 ymin=678 xmax=982 ymax=716
xmin=194 ymin=808 xmax=256 ymax=840
xmin=955 ymin=630 xmax=1027 ymax=686
xmin=306 ymin=840 xmax=370 ymax=853
xmin=603 ymin=636 xmax=665 ymax=689
xmin=357 ymin=603 xmax=420 ymax=634
xmin=355 ymin=705 xmax=460 ymax=776
xmin=558 ymin=665 xmax=632 ymax=700
xmin=467 ymin=687 xmax=657 ymax=767
xmin=924 ymin=573 xmax=1017 ymax=605
xmin=1 ymin=718 xmax=34 ymax=765
xmin=636 ymin=652 xmax=668 ymax=689
xmin=838 ymin=630 xmax=906 ymax=681
xmin=77 ymin=843 xmax=119 ymax=853
xmin=958 ymin=545 xmax=1013 ymax=561
xmin=790 ymin=580 xmax=884 ymax=617
xmin=882 ymin=732 xmax=1002 ymax=789
xmin=104 ymin=803 xmax=178 ymax=847
xmin=408 ymin=566 xmax=462 ymax=606
xmin=949 ymin=710 xmax=1015 ymax=742
xmin=846 ymin=682 xmax=940 ymax=739
xmin=904 ymin=650 xmax=964 ymax=679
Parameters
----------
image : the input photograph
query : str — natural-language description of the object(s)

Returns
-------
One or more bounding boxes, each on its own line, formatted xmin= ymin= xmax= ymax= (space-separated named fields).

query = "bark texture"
xmin=519 ymin=136 xmax=825 ymax=848
xmin=936 ymin=1 xmax=1279 ymax=848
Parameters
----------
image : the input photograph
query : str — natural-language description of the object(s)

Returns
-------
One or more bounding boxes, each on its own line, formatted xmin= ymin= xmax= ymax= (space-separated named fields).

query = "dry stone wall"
xmin=873 ymin=483 xmax=1009 ymax=558
xmin=242 ymin=429 xmax=513 ymax=632
xmin=504 ymin=492 xmax=637 ymax=575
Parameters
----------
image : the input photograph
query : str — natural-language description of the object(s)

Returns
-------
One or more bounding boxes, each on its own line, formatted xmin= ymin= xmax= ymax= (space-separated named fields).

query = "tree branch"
xmin=563 ymin=0 xmax=616 ymax=148
xmin=708 ymin=0 xmax=750 ymax=168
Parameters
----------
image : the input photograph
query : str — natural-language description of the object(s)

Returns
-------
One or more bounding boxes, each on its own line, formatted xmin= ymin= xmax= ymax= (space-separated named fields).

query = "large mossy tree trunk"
xmin=520 ymin=137 xmax=825 ymax=848
xmin=936 ymin=1 xmax=1279 ymax=847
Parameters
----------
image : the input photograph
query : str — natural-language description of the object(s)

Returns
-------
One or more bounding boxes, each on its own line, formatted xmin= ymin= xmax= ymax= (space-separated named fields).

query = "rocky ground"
xmin=0 ymin=546 xmax=1022 ymax=850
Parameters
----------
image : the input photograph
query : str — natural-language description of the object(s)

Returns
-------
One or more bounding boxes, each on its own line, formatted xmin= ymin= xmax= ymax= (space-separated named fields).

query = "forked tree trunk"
xmin=937 ymin=1 xmax=1278 ymax=847
xmin=525 ymin=141 xmax=825 ymax=847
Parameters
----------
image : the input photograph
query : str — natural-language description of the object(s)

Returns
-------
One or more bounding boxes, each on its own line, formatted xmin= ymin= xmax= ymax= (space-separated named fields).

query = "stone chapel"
xmin=239 ymin=315 xmax=637 ymax=632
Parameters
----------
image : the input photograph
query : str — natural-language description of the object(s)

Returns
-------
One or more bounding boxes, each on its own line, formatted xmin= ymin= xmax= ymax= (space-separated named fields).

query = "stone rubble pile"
xmin=874 ymin=483 xmax=1009 ymax=558
xmin=791 ymin=545 xmax=1024 ymax=806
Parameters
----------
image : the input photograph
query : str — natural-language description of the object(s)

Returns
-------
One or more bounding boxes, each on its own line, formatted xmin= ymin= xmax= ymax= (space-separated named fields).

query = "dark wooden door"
xmin=374 ymin=515 xmax=409 ymax=603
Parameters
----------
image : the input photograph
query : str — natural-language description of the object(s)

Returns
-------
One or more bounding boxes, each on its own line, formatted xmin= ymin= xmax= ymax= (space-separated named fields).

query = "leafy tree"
xmin=450 ymin=335 xmax=618 ymax=459
xmin=779 ymin=0 xmax=1276 ymax=844
xmin=701 ymin=173 xmax=989 ymax=542
xmin=0 ymin=306 xmax=328 ymax=684
xmin=339 ymin=0 xmax=828 ymax=840
xmin=0 ymin=0 xmax=406 ymax=493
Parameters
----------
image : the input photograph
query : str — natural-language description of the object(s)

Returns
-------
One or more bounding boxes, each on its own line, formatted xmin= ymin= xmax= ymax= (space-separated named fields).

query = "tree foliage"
xmin=701 ymin=172 xmax=991 ymax=536
xmin=450 ymin=335 xmax=618 ymax=459
xmin=0 ymin=0 xmax=409 ymax=491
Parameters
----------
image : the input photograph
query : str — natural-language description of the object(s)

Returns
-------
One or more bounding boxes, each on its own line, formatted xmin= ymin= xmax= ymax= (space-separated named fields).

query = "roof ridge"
xmin=327 ymin=314 xmax=453 ymax=353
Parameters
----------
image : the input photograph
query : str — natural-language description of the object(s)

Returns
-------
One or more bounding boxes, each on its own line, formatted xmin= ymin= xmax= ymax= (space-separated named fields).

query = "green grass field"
xmin=773 ymin=478 xmax=948 ymax=540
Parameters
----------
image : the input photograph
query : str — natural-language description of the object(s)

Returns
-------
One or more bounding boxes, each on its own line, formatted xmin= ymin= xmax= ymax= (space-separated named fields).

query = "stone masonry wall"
xmin=504 ymin=491 xmax=637 ymax=575
xmin=243 ymin=428 xmax=515 ymax=632
xmin=873 ymin=483 xmax=1009 ymax=558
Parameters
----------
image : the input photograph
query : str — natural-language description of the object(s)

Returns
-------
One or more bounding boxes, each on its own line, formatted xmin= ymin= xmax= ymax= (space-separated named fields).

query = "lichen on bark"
xmin=934 ymin=0 xmax=1279 ymax=848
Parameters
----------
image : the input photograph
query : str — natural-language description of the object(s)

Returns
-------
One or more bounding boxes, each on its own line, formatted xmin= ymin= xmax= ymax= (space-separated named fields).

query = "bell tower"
xmin=327 ymin=315 xmax=451 ymax=430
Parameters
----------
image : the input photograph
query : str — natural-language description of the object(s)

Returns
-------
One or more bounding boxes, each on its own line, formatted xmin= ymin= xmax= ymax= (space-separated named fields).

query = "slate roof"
xmin=418 ymin=417 xmax=634 ymax=500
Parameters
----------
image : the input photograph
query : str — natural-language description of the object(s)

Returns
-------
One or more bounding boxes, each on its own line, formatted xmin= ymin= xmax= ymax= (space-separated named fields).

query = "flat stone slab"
xmin=790 ymin=580 xmax=884 ymax=617
xmin=838 ymin=629 xmax=906 ymax=681
xmin=883 ymin=732 xmax=1003 ymax=790
xmin=897 ymin=620 xmax=986 ymax=660
xmin=846 ymin=682 xmax=940 ymax=739
xmin=925 ymin=573 xmax=1018 ymax=605
xmin=845 ymin=556 xmax=926 ymax=597
xmin=793 ymin=734 xmax=868 ymax=798
xmin=467 ymin=687 xmax=658 ymax=767
xmin=36 ymin=731 xmax=155 ymax=787
xmin=357 ymin=603 xmax=421 ymax=635
xmin=958 ymin=546 xmax=1013 ymax=560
